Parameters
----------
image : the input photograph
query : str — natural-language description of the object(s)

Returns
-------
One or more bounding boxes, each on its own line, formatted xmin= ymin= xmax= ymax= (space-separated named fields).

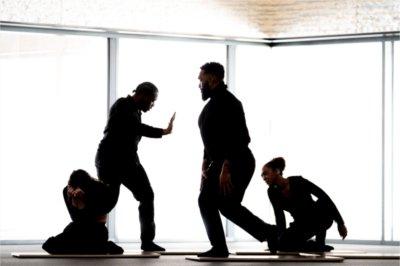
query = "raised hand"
xmin=163 ymin=112 xmax=176 ymax=135
xmin=67 ymin=186 xmax=86 ymax=210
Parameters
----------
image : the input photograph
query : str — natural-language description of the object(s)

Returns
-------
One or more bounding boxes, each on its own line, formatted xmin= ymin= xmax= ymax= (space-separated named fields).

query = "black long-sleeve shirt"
xmin=268 ymin=176 xmax=345 ymax=234
xmin=198 ymin=84 xmax=251 ymax=163
xmin=99 ymin=95 xmax=163 ymax=158
xmin=63 ymin=179 xmax=113 ymax=222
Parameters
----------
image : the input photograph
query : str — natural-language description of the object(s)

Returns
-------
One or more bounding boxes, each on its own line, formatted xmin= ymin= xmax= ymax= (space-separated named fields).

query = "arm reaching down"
xmin=303 ymin=177 xmax=347 ymax=239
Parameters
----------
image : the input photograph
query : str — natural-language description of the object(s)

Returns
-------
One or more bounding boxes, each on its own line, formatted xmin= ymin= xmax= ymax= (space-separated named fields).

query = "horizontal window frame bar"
xmin=270 ymin=35 xmax=399 ymax=47
xmin=1 ymin=21 xmax=399 ymax=47
xmin=0 ymin=21 xmax=266 ymax=46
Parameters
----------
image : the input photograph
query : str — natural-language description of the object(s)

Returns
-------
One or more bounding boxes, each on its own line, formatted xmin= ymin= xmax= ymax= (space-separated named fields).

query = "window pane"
xmin=0 ymin=31 xmax=107 ymax=240
xmin=228 ymin=45 xmax=276 ymax=240
xmin=116 ymin=38 xmax=226 ymax=241
xmin=234 ymin=42 xmax=382 ymax=241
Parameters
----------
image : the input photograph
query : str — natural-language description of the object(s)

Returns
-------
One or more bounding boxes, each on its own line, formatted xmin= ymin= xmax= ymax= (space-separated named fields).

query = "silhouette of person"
xmin=262 ymin=157 xmax=348 ymax=252
xmin=197 ymin=62 xmax=277 ymax=257
xmin=95 ymin=82 xmax=175 ymax=252
xmin=42 ymin=169 xmax=123 ymax=254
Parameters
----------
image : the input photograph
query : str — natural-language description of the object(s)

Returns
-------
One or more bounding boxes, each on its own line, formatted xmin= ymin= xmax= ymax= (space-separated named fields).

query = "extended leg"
xmin=219 ymin=152 xmax=277 ymax=252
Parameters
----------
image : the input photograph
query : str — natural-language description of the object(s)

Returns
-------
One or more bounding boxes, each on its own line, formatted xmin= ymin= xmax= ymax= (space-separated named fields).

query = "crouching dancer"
xmin=42 ymin=169 xmax=123 ymax=254
xmin=262 ymin=157 xmax=348 ymax=252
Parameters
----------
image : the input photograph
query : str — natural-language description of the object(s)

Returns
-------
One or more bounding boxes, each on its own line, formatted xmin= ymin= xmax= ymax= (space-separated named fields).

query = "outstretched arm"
xmin=140 ymin=112 xmax=175 ymax=137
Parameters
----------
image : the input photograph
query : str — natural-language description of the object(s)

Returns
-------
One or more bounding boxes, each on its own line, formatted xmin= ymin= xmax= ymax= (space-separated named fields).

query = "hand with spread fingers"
xmin=163 ymin=112 xmax=176 ymax=135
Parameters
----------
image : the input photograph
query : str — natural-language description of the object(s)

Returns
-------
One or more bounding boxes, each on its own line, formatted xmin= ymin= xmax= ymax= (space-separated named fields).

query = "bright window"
xmin=115 ymin=38 xmax=226 ymax=241
xmin=0 ymin=31 xmax=107 ymax=240
xmin=234 ymin=42 xmax=382 ymax=241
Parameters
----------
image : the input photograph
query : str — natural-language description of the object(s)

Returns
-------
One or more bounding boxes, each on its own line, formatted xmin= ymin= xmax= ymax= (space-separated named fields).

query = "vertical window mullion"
xmin=107 ymin=37 xmax=118 ymax=241
xmin=383 ymin=40 xmax=395 ymax=243
xmin=381 ymin=41 xmax=385 ymax=243
xmin=225 ymin=44 xmax=236 ymax=240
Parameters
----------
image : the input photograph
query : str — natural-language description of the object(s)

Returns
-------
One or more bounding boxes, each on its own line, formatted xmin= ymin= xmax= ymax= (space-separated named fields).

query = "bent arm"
xmin=63 ymin=186 xmax=85 ymax=222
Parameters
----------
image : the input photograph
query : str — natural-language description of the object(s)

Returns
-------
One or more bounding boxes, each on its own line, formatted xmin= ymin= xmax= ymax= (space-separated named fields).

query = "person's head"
xmin=198 ymin=62 xmax=225 ymax=100
xmin=261 ymin=157 xmax=286 ymax=186
xmin=68 ymin=169 xmax=93 ymax=189
xmin=133 ymin=82 xmax=158 ymax=112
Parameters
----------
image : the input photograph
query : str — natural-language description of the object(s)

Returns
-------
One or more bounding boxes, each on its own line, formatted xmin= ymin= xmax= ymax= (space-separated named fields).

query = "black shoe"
xmin=198 ymin=247 xmax=229 ymax=258
xmin=321 ymin=244 xmax=334 ymax=252
xmin=141 ymin=242 xmax=165 ymax=252
xmin=106 ymin=241 xmax=124 ymax=254
xmin=302 ymin=240 xmax=334 ymax=252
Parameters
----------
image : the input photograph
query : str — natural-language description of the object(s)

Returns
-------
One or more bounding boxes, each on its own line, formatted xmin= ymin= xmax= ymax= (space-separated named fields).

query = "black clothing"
xmin=96 ymin=163 xmax=156 ymax=243
xmin=198 ymin=247 xmax=229 ymax=258
xmin=101 ymin=95 xmax=163 ymax=160
xmin=65 ymin=180 xmax=114 ymax=222
xmin=198 ymin=83 xmax=251 ymax=163
xmin=42 ymin=186 xmax=123 ymax=254
xmin=268 ymin=176 xmax=345 ymax=251
xmin=42 ymin=221 xmax=110 ymax=254
xmin=141 ymin=242 xmax=166 ymax=252
xmin=198 ymin=84 xmax=276 ymax=252
xmin=95 ymin=95 xmax=163 ymax=243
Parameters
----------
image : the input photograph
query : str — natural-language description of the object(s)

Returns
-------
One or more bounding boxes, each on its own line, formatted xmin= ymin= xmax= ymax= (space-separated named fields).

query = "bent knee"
xmin=198 ymin=192 xmax=215 ymax=208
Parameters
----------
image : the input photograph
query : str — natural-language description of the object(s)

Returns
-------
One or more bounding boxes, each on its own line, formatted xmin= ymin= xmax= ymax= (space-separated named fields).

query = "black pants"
xmin=198 ymin=149 xmax=275 ymax=249
xmin=42 ymin=222 xmax=109 ymax=254
xmin=42 ymin=188 xmax=123 ymax=254
xmin=96 ymin=151 xmax=155 ymax=244
xmin=278 ymin=204 xmax=334 ymax=251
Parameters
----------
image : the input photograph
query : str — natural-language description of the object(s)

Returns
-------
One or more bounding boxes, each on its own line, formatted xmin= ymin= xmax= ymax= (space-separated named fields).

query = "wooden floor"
xmin=1 ymin=242 xmax=399 ymax=266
